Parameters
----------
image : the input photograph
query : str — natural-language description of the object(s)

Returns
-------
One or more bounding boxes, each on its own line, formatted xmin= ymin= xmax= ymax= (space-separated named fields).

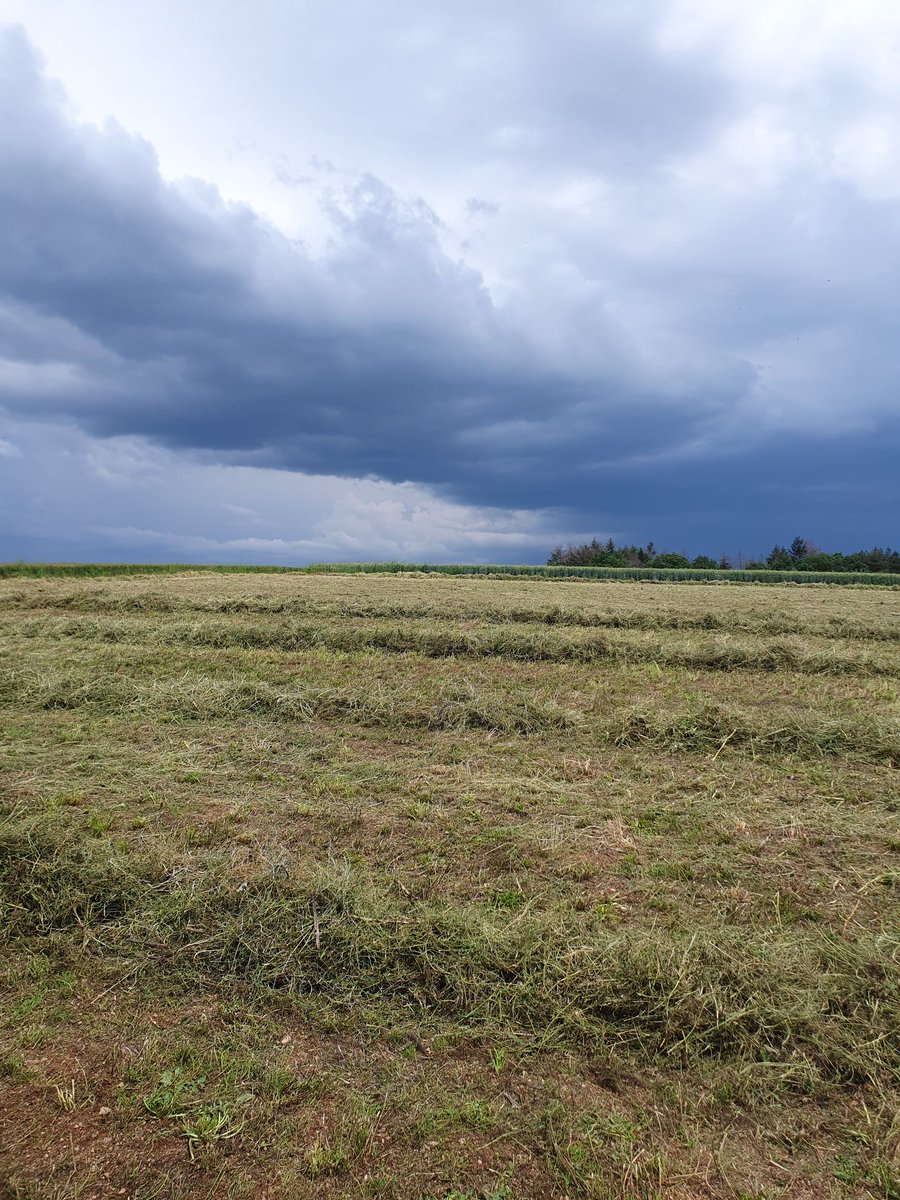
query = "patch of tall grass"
xmin=15 ymin=612 xmax=900 ymax=677
xmin=2 ymin=816 xmax=897 ymax=1089
xmin=3 ymin=663 xmax=897 ymax=762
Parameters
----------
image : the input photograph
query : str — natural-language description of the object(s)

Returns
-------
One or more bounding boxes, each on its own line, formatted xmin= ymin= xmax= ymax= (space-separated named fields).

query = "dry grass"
xmin=0 ymin=572 xmax=898 ymax=1199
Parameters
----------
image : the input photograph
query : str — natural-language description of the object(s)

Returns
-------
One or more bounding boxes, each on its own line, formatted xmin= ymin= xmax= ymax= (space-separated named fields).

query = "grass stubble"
xmin=0 ymin=573 xmax=897 ymax=1199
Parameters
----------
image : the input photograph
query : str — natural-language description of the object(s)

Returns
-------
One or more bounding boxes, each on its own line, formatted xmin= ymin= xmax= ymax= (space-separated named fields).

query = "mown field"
xmin=0 ymin=572 xmax=898 ymax=1200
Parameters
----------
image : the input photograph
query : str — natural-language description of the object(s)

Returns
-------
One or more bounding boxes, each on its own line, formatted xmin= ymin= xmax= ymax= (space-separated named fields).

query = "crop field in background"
xmin=0 ymin=572 xmax=898 ymax=1199
xmin=3 ymin=561 xmax=900 ymax=585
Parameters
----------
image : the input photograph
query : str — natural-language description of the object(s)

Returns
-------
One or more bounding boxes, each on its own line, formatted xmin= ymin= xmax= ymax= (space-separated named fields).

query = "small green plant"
xmin=142 ymin=1067 xmax=203 ymax=1118
xmin=85 ymin=808 xmax=113 ymax=836
xmin=302 ymin=1094 xmax=380 ymax=1176
xmin=53 ymin=789 xmax=85 ymax=806
xmin=262 ymin=1065 xmax=297 ymax=1102
xmin=647 ymin=860 xmax=695 ymax=881
xmin=303 ymin=1133 xmax=350 ymax=1176
xmin=179 ymin=1100 xmax=249 ymax=1160
xmin=141 ymin=1068 xmax=250 ymax=1158
xmin=0 ymin=1054 xmax=30 ymax=1083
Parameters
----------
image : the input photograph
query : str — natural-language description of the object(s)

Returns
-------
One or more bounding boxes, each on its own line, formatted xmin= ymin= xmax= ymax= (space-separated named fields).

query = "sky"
xmin=1 ymin=1 xmax=899 ymax=565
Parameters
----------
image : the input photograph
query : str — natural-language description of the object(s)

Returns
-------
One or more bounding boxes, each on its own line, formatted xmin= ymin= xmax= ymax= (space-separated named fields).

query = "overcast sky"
xmin=1 ymin=1 xmax=898 ymax=564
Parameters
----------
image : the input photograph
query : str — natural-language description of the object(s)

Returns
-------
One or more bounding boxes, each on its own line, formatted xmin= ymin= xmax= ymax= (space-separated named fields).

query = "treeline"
xmin=549 ymin=536 xmax=900 ymax=573
xmin=762 ymin=537 xmax=900 ymax=573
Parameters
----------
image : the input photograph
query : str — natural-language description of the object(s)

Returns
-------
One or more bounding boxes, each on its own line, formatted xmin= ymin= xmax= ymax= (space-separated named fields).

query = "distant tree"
xmin=653 ymin=553 xmax=691 ymax=568
xmin=691 ymin=555 xmax=717 ymax=569
xmin=789 ymin=536 xmax=810 ymax=562
xmin=744 ymin=560 xmax=767 ymax=570
xmin=548 ymin=539 xmax=625 ymax=567
xmin=801 ymin=552 xmax=841 ymax=571
xmin=548 ymin=538 xmax=662 ymax=568
xmin=767 ymin=545 xmax=792 ymax=569
xmin=718 ymin=556 xmax=733 ymax=570
xmin=854 ymin=546 xmax=900 ymax=572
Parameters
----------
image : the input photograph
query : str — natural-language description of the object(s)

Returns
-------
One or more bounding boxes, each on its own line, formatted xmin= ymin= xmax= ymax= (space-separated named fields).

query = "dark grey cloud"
xmin=0 ymin=15 xmax=898 ymax=556
xmin=0 ymin=29 xmax=735 ymax=500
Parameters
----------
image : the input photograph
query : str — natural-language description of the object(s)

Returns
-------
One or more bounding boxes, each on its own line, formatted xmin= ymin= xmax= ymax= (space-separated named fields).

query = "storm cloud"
xmin=1 ymin=3 xmax=899 ymax=561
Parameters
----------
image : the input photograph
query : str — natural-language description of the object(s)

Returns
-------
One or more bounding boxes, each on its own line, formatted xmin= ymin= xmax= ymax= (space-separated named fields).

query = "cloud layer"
xmin=1 ymin=5 xmax=899 ymax=560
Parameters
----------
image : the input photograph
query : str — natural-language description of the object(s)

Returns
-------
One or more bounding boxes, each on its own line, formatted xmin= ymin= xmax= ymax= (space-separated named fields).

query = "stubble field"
xmin=1 ymin=572 xmax=898 ymax=1199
